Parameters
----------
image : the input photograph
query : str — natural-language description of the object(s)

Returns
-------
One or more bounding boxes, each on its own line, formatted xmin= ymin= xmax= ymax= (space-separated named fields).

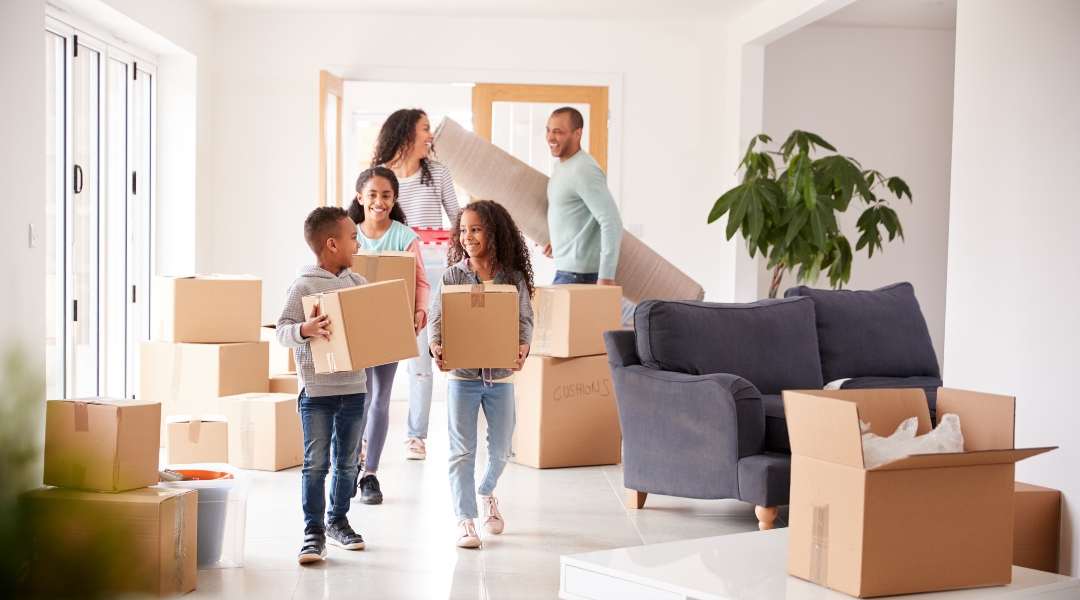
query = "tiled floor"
xmin=188 ymin=373 xmax=788 ymax=599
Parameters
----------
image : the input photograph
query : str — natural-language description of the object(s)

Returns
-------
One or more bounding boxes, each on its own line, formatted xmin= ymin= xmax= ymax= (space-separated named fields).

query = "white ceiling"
xmin=196 ymin=0 xmax=763 ymax=20
xmin=815 ymin=0 xmax=957 ymax=30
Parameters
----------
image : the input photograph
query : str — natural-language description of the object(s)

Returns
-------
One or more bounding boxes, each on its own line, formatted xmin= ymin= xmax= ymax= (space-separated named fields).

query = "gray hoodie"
xmin=428 ymin=260 xmax=534 ymax=381
xmin=277 ymin=265 xmax=368 ymax=398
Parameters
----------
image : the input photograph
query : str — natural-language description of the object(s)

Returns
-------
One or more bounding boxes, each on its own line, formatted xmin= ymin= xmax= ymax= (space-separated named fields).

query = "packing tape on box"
xmin=187 ymin=419 xmax=202 ymax=444
xmin=533 ymin=288 xmax=555 ymax=355
xmin=173 ymin=495 xmax=187 ymax=593
xmin=239 ymin=397 xmax=255 ymax=470
xmin=170 ymin=344 xmax=184 ymax=403
xmin=326 ymin=353 xmax=338 ymax=373
xmin=73 ymin=401 xmax=89 ymax=432
xmin=364 ymin=250 xmax=381 ymax=283
xmin=810 ymin=504 xmax=830 ymax=586
xmin=470 ymin=283 xmax=485 ymax=308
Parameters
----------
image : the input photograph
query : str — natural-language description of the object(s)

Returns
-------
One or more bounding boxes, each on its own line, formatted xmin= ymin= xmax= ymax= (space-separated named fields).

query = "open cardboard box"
xmin=783 ymin=387 xmax=1055 ymax=598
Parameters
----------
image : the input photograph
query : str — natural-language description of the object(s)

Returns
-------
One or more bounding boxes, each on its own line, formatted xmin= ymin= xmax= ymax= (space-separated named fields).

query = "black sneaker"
xmin=358 ymin=474 xmax=383 ymax=505
xmin=298 ymin=529 xmax=326 ymax=564
xmin=327 ymin=518 xmax=366 ymax=550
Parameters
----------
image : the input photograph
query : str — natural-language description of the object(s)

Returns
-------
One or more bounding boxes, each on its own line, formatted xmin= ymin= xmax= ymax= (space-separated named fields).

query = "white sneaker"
xmin=481 ymin=495 xmax=504 ymax=535
xmin=456 ymin=519 xmax=481 ymax=548
xmin=404 ymin=438 xmax=426 ymax=460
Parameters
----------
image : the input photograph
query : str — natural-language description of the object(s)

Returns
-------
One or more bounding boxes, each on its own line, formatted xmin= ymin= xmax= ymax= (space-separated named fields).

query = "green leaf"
xmin=707 ymin=185 xmax=742 ymax=224
xmin=803 ymin=132 xmax=836 ymax=152
xmin=887 ymin=176 xmax=912 ymax=201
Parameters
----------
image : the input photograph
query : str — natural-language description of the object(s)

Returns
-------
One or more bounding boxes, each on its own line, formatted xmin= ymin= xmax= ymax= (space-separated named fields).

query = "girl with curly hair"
xmin=426 ymin=200 xmax=535 ymax=548
xmin=372 ymin=108 xmax=461 ymax=460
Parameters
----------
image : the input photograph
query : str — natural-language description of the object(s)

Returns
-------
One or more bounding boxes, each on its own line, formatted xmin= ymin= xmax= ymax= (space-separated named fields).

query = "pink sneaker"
xmin=404 ymin=438 xmax=426 ymax=460
xmin=456 ymin=519 xmax=481 ymax=548
xmin=481 ymin=495 xmax=504 ymax=534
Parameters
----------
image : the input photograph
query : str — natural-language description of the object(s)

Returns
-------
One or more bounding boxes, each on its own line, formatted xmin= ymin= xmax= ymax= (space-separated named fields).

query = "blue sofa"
xmin=603 ymin=282 xmax=941 ymax=529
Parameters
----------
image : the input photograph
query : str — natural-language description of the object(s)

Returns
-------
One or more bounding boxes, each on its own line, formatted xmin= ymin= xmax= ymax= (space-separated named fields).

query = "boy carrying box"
xmin=277 ymin=206 xmax=368 ymax=564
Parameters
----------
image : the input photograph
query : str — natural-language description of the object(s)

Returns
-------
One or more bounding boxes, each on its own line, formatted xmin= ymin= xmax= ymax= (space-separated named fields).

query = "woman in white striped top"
xmin=371 ymin=108 xmax=462 ymax=461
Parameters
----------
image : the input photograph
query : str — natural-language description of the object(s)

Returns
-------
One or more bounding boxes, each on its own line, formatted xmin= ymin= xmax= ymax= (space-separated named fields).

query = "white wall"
xmin=762 ymin=25 xmax=955 ymax=368
xmin=945 ymin=0 xmax=1080 ymax=575
xmin=208 ymin=12 xmax=742 ymax=322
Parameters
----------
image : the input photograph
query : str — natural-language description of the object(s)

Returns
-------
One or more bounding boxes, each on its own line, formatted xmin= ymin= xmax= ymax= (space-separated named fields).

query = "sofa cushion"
xmin=760 ymin=394 xmax=790 ymax=453
xmin=784 ymin=282 xmax=940 ymax=383
xmin=635 ymin=298 xmax=824 ymax=395
xmin=840 ymin=376 xmax=943 ymax=422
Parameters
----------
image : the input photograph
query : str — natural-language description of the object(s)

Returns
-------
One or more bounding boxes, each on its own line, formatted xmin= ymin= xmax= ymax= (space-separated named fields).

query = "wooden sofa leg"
xmin=627 ymin=490 xmax=647 ymax=509
xmin=756 ymin=506 xmax=778 ymax=530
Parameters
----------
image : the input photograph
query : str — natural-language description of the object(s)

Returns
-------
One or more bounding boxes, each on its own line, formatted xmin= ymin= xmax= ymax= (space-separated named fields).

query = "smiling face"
xmin=359 ymin=175 xmax=396 ymax=224
xmin=458 ymin=208 xmax=489 ymax=260
xmin=411 ymin=114 xmax=434 ymax=160
xmin=545 ymin=112 xmax=582 ymax=160
xmin=327 ymin=215 xmax=360 ymax=270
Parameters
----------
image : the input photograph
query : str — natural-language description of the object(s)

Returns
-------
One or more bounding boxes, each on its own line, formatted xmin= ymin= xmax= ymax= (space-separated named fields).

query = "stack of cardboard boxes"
xmin=512 ymin=284 xmax=624 ymax=469
xmin=263 ymin=323 xmax=299 ymax=394
xmin=23 ymin=398 xmax=197 ymax=596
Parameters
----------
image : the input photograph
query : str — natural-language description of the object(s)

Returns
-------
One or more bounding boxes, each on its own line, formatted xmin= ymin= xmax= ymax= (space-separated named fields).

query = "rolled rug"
xmin=434 ymin=117 xmax=704 ymax=304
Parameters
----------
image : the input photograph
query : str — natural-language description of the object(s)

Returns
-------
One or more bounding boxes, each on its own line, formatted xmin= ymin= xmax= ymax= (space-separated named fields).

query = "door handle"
xmin=74 ymin=164 xmax=83 ymax=194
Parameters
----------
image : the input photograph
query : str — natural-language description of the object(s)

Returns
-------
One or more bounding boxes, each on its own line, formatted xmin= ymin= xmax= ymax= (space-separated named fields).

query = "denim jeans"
xmin=359 ymin=362 xmax=398 ymax=472
xmin=300 ymin=390 xmax=367 ymax=532
xmin=552 ymin=270 xmax=599 ymax=285
xmin=406 ymin=326 xmax=434 ymax=439
xmin=447 ymin=379 xmax=516 ymax=520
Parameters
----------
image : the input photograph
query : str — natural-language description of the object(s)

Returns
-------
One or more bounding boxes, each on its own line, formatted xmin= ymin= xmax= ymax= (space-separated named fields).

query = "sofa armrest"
xmin=611 ymin=363 xmax=765 ymax=500
xmin=604 ymin=329 xmax=640 ymax=367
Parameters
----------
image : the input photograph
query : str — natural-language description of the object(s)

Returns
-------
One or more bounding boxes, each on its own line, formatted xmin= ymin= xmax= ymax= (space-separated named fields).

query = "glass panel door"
xmin=102 ymin=57 xmax=128 ymax=397
xmin=70 ymin=38 xmax=101 ymax=398
xmin=491 ymin=101 xmax=591 ymax=177
xmin=128 ymin=65 xmax=153 ymax=398
xmin=45 ymin=31 xmax=66 ymax=400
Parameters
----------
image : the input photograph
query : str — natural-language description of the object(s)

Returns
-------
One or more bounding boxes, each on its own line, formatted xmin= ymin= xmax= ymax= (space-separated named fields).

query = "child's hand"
xmin=511 ymin=343 xmax=530 ymax=371
xmin=414 ymin=310 xmax=425 ymax=336
xmin=300 ymin=303 xmax=331 ymax=341
xmin=430 ymin=343 xmax=449 ymax=372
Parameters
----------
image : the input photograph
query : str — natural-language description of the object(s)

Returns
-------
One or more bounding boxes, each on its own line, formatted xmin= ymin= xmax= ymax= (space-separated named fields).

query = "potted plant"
xmin=708 ymin=131 xmax=912 ymax=298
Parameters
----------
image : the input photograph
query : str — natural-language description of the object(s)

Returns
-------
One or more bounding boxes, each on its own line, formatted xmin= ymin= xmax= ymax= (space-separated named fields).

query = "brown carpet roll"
xmin=434 ymin=117 xmax=704 ymax=304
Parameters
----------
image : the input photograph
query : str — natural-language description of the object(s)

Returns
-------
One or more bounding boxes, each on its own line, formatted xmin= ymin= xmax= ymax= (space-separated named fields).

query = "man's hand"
xmin=300 ymin=303 xmax=331 ymax=341
xmin=540 ymin=243 xmax=553 ymax=259
xmin=511 ymin=343 xmax=530 ymax=372
xmin=597 ymin=278 xmax=616 ymax=286
xmin=413 ymin=310 xmax=425 ymax=336
xmin=430 ymin=343 xmax=449 ymax=372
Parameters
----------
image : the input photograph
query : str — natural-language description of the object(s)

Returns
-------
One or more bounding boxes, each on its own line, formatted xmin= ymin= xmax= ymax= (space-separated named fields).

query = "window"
xmin=45 ymin=18 xmax=156 ymax=400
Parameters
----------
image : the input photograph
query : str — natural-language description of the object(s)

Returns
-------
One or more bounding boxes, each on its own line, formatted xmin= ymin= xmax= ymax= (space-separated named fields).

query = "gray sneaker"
xmin=298 ymin=530 xmax=327 ymax=564
xmin=327 ymin=518 xmax=366 ymax=550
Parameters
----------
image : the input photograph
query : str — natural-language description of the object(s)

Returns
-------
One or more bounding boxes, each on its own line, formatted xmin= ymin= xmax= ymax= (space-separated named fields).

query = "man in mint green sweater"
xmin=542 ymin=107 xmax=623 ymax=286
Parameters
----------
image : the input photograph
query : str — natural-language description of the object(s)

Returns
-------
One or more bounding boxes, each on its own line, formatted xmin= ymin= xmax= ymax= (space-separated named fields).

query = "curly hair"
xmin=371 ymin=109 xmax=434 ymax=186
xmin=348 ymin=166 xmax=408 ymax=226
xmin=448 ymin=200 xmax=535 ymax=299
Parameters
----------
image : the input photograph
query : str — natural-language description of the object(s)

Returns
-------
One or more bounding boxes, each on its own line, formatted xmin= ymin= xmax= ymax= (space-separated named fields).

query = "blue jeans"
xmin=447 ymin=379 xmax=516 ymax=520
xmin=300 ymin=390 xmax=367 ymax=532
xmin=360 ymin=362 xmax=398 ymax=472
xmin=406 ymin=326 xmax=434 ymax=439
xmin=553 ymin=270 xmax=598 ymax=285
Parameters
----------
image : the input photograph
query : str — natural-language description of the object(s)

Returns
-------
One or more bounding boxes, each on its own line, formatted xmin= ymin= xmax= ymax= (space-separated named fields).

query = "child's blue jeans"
xmin=447 ymin=379 xmax=515 ymax=520
xmin=300 ymin=390 xmax=367 ymax=532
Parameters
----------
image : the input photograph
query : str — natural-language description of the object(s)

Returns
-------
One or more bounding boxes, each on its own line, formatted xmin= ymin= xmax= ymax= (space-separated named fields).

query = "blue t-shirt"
xmin=357 ymin=220 xmax=419 ymax=252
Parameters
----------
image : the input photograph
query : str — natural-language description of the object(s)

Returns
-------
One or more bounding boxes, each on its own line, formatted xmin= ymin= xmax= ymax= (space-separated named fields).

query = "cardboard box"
xmin=512 ymin=355 xmax=621 ymax=468
xmin=153 ymin=274 xmax=261 ymax=343
xmin=1014 ymin=481 xmax=1061 ymax=573
xmin=140 ymin=341 xmax=269 ymax=446
xmin=217 ymin=393 xmax=304 ymax=471
xmin=44 ymin=398 xmax=160 ymax=492
xmin=261 ymin=324 xmax=296 ymax=375
xmin=269 ymin=373 xmax=299 ymax=394
xmin=441 ymin=284 xmax=519 ymax=370
xmin=21 ymin=486 xmax=197 ymax=597
xmin=352 ymin=249 xmax=417 ymax=309
xmin=783 ymin=387 xmax=1055 ymax=598
xmin=532 ymin=284 xmax=622 ymax=358
xmin=166 ymin=415 xmax=229 ymax=464
xmin=300 ymin=280 xmax=418 ymax=374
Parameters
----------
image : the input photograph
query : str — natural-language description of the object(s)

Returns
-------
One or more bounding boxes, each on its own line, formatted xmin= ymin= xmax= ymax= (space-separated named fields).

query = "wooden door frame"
xmin=319 ymin=70 xmax=344 ymax=207
xmin=471 ymin=83 xmax=609 ymax=172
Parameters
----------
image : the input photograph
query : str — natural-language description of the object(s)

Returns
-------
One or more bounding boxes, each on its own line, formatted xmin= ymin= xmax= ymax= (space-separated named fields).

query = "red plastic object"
xmin=174 ymin=469 xmax=235 ymax=481
xmin=413 ymin=227 xmax=453 ymax=245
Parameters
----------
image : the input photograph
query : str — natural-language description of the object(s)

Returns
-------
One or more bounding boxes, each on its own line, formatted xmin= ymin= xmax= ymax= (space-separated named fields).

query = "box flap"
xmin=789 ymin=388 xmax=932 ymax=437
xmin=56 ymin=396 xmax=159 ymax=408
xmin=782 ymin=391 xmax=865 ymax=467
xmin=867 ymin=447 xmax=1056 ymax=471
xmin=936 ymin=388 xmax=1015 ymax=450
xmin=354 ymin=250 xmax=414 ymax=258
xmin=21 ymin=486 xmax=191 ymax=504
xmin=442 ymin=284 xmax=518 ymax=294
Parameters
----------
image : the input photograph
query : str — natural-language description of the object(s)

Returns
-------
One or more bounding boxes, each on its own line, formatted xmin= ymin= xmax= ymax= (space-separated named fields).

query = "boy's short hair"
xmin=304 ymin=206 xmax=349 ymax=254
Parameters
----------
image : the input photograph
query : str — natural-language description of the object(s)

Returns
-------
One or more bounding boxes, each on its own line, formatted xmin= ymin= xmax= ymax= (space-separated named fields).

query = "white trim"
xmin=332 ymin=66 xmax=626 ymax=208
xmin=46 ymin=5 xmax=160 ymax=67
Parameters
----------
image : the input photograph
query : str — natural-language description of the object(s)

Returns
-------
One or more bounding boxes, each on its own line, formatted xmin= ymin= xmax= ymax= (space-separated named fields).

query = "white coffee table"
xmin=560 ymin=528 xmax=1079 ymax=600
